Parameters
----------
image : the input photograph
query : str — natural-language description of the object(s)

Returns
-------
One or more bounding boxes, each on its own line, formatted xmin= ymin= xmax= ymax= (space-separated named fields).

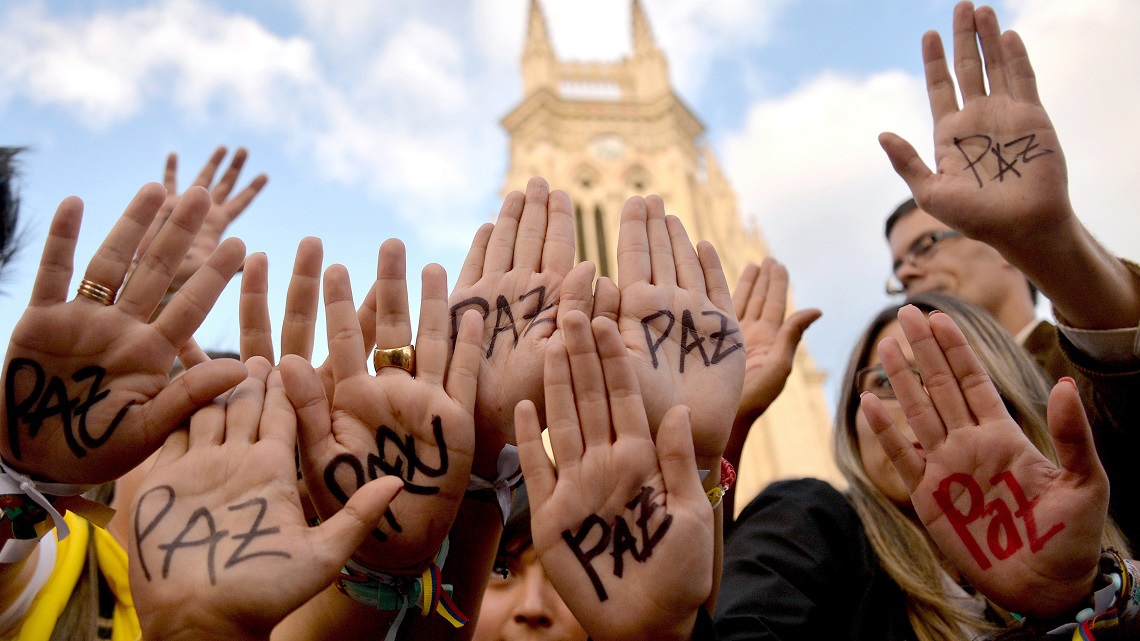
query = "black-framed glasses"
xmin=855 ymin=364 xmax=922 ymax=400
xmin=885 ymin=230 xmax=960 ymax=295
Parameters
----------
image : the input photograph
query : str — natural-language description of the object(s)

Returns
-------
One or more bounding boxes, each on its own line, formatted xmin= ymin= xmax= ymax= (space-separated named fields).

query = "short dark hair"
xmin=884 ymin=197 xmax=918 ymax=239
xmin=883 ymin=196 xmax=1037 ymax=304
xmin=0 ymin=147 xmax=24 ymax=276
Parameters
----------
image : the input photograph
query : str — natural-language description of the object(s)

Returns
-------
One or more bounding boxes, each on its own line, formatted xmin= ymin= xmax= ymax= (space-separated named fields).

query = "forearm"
xmin=271 ymin=584 xmax=399 ymax=641
xmin=1002 ymin=216 xmax=1140 ymax=331
xmin=411 ymin=494 xmax=503 ymax=640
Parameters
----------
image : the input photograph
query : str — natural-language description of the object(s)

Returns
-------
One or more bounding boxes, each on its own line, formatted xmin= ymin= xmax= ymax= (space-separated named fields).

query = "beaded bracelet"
xmin=705 ymin=458 xmax=736 ymax=510
xmin=336 ymin=538 xmax=468 ymax=641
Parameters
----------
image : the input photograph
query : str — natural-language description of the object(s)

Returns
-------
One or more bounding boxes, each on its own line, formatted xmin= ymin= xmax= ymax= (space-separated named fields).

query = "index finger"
xmin=212 ymin=147 xmax=248 ymax=202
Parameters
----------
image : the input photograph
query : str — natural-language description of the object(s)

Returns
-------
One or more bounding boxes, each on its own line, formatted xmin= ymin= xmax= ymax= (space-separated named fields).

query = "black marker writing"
xmin=136 ymin=487 xmax=294 ymax=585
xmin=4 ymin=359 xmax=130 ymax=460
xmin=954 ymin=133 xmax=1054 ymax=188
xmin=322 ymin=416 xmax=450 ymax=542
xmin=561 ymin=486 xmax=673 ymax=602
xmin=640 ymin=309 xmax=742 ymax=373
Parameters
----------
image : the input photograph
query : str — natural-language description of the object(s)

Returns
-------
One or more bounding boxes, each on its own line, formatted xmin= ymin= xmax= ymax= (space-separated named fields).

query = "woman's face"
xmin=473 ymin=544 xmax=589 ymax=641
xmin=853 ymin=319 xmax=923 ymax=506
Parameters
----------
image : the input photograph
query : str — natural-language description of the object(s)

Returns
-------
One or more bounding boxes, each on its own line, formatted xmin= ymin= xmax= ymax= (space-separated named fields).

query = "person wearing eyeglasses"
xmin=877 ymin=2 xmax=1140 ymax=549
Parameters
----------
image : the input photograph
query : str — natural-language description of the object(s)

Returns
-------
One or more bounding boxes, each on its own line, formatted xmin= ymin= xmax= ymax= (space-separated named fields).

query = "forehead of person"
xmin=887 ymin=207 xmax=1026 ymax=319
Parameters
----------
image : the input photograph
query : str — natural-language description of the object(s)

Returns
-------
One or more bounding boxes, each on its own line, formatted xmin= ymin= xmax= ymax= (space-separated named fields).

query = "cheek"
xmin=473 ymin=584 xmax=515 ymax=640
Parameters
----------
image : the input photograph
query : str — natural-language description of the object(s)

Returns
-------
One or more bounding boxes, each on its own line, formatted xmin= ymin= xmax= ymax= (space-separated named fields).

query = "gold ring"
xmin=76 ymin=279 xmax=116 ymax=306
xmin=373 ymin=345 xmax=415 ymax=375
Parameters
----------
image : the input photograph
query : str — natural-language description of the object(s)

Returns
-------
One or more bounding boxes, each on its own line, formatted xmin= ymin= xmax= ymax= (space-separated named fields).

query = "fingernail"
xmin=1059 ymin=376 xmax=1077 ymax=389
xmin=928 ymin=309 xmax=943 ymax=317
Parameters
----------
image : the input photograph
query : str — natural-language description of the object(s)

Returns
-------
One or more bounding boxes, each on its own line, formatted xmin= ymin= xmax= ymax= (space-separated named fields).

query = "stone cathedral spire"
xmin=500 ymin=0 xmax=842 ymax=507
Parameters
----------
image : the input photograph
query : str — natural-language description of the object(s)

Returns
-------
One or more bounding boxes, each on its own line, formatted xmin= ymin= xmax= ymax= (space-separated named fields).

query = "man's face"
xmin=887 ymin=208 xmax=1014 ymax=314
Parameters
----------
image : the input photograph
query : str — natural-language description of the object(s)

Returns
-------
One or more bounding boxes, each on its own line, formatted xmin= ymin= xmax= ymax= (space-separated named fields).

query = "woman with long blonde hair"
xmin=717 ymin=293 xmax=1132 ymax=641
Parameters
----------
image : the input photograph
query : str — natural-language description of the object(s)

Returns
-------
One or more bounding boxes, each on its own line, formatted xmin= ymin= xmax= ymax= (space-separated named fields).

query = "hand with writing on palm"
xmin=879 ymin=2 xmax=1072 ymax=248
xmin=860 ymin=306 xmax=1107 ymax=618
xmin=448 ymin=177 xmax=594 ymax=453
xmin=517 ymin=312 xmax=713 ymax=641
xmin=130 ymin=357 xmax=403 ymax=641
xmin=280 ymin=239 xmax=484 ymax=572
xmin=615 ymin=196 xmax=744 ymax=468
xmin=0 ymin=184 xmax=247 ymax=483
xmin=136 ymin=146 xmax=267 ymax=296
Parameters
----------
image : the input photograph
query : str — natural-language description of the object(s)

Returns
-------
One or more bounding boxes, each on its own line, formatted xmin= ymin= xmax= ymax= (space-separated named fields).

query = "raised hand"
xmin=1 ymin=184 xmax=247 ymax=483
xmin=615 ymin=196 xmax=744 ymax=468
xmin=130 ymin=357 xmax=403 ymax=641
xmin=448 ymin=177 xmax=594 ymax=452
xmin=879 ymin=2 xmax=1070 ymax=247
xmin=517 ymin=312 xmax=713 ymax=641
xmin=860 ymin=306 xmax=1107 ymax=618
xmin=137 ymin=146 xmax=268 ymax=296
xmin=280 ymin=239 xmax=484 ymax=572
xmin=239 ymin=238 xmax=382 ymax=405
xmin=730 ymin=258 xmax=821 ymax=427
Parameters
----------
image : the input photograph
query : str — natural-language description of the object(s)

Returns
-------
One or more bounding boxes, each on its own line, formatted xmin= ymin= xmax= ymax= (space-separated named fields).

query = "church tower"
xmin=501 ymin=0 xmax=842 ymax=507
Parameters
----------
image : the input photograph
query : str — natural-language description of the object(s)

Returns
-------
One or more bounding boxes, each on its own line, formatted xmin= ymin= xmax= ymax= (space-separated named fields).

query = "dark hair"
xmin=884 ymin=197 xmax=918 ymax=239
xmin=0 ymin=147 xmax=24 ymax=276
xmin=494 ymin=483 xmax=533 ymax=577
xmin=883 ymin=197 xmax=1038 ymax=304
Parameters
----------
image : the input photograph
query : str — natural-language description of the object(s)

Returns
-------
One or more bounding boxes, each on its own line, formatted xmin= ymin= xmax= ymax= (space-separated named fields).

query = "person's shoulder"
xmin=729 ymin=478 xmax=865 ymax=556
xmin=736 ymin=478 xmax=853 ymax=524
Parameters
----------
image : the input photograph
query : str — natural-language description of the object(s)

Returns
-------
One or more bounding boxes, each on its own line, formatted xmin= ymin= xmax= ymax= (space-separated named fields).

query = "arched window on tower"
xmin=594 ymin=205 xmax=609 ymax=277
xmin=574 ymin=204 xmax=588 ymax=264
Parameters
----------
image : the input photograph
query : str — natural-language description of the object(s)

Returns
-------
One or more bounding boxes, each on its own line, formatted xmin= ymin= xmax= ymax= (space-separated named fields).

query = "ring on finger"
xmin=76 ymin=279 xmax=116 ymax=306
xmin=373 ymin=345 xmax=415 ymax=376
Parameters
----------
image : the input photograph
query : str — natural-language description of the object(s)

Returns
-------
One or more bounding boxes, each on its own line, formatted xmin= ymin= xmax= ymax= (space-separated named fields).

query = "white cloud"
xmin=0 ymin=1 xmax=318 ymax=128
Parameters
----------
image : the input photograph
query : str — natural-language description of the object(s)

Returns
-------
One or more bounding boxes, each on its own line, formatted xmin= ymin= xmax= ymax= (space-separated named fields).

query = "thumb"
xmin=309 ymin=477 xmax=404 ymax=573
xmin=879 ymin=132 xmax=933 ymax=194
xmin=558 ymin=261 xmax=597 ymax=319
xmin=655 ymin=405 xmax=706 ymax=507
xmin=775 ymin=308 xmax=822 ymax=356
xmin=149 ymin=358 xmax=247 ymax=446
xmin=1046 ymin=377 xmax=1104 ymax=482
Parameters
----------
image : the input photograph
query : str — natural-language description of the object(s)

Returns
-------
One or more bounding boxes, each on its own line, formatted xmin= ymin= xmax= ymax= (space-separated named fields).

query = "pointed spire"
xmin=525 ymin=0 xmax=553 ymax=57
xmin=521 ymin=0 xmax=556 ymax=94
xmin=631 ymin=0 xmax=659 ymax=53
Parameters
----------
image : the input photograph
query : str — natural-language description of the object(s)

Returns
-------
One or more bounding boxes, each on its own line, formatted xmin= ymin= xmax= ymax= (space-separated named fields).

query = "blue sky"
xmin=3 ymin=0 xmax=1138 ymax=408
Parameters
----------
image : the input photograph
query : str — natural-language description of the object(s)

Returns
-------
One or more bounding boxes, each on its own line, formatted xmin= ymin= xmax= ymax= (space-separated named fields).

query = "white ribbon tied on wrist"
xmin=467 ymin=445 xmax=524 ymax=525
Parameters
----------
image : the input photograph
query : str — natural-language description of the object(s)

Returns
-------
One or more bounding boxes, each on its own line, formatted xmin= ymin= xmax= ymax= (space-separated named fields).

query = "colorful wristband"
xmin=705 ymin=458 xmax=736 ymax=510
xmin=336 ymin=537 xmax=468 ymax=641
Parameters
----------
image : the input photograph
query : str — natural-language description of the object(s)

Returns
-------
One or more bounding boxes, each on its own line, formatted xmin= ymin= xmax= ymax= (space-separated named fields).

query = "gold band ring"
xmin=76 ymin=279 xmax=116 ymax=306
xmin=373 ymin=345 xmax=415 ymax=376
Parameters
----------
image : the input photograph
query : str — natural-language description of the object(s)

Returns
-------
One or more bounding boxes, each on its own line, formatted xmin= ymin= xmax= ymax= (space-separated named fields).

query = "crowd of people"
xmin=0 ymin=3 xmax=1137 ymax=640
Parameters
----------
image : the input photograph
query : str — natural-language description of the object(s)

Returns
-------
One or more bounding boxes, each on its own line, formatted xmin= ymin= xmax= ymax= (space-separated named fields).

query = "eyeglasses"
xmin=855 ymin=364 xmax=922 ymax=400
xmin=885 ymin=230 xmax=960 ymax=295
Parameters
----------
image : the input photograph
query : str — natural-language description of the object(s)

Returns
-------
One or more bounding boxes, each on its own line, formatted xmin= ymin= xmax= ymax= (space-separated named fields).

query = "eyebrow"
xmin=891 ymin=231 xmax=938 ymax=273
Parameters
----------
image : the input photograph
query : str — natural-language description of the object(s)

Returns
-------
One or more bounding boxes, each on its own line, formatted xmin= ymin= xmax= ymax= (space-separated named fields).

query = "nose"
xmin=512 ymin=564 xmax=555 ymax=628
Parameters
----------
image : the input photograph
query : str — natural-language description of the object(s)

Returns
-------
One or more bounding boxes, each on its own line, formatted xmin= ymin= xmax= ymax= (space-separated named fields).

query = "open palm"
xmin=130 ymin=358 xmax=403 ymax=640
xmin=517 ymin=313 xmax=712 ymax=641
xmin=879 ymin=3 xmax=1071 ymax=246
xmin=616 ymin=196 xmax=744 ymax=467
xmin=861 ymin=306 xmax=1107 ymax=618
xmin=1 ymin=184 xmax=246 ymax=483
xmin=281 ymin=241 xmax=483 ymax=572
xmin=448 ymin=177 xmax=594 ymax=450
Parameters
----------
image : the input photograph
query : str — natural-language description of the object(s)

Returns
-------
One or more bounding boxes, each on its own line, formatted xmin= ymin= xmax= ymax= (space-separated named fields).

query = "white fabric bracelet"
xmin=0 ymin=462 xmax=94 ymax=562
xmin=0 ymin=534 xmax=56 ymax=631
xmin=467 ymin=445 xmax=523 ymax=525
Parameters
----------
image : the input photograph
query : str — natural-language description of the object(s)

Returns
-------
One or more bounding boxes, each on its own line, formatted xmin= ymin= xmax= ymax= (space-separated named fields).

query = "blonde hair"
xmin=833 ymin=293 xmax=1129 ymax=641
